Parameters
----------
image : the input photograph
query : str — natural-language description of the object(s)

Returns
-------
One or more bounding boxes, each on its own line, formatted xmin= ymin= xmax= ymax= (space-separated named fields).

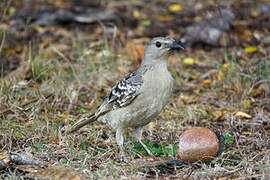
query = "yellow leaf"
xmin=141 ymin=20 xmax=151 ymax=27
xmin=156 ymin=15 xmax=173 ymax=22
xmin=234 ymin=111 xmax=252 ymax=119
xmin=218 ymin=71 xmax=224 ymax=81
xmin=212 ymin=110 xmax=226 ymax=121
xmin=201 ymin=79 xmax=212 ymax=88
xmin=218 ymin=63 xmax=229 ymax=81
xmin=222 ymin=63 xmax=229 ymax=69
xmin=183 ymin=57 xmax=196 ymax=65
xmin=168 ymin=3 xmax=182 ymax=13
xmin=244 ymin=46 xmax=257 ymax=54
xmin=7 ymin=7 xmax=16 ymax=15
xmin=242 ymin=99 xmax=251 ymax=109
xmin=133 ymin=10 xmax=141 ymax=19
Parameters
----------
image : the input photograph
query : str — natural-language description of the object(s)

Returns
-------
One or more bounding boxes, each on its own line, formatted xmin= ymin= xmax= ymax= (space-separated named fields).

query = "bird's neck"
xmin=139 ymin=58 xmax=168 ymax=73
xmin=141 ymin=57 xmax=167 ymax=67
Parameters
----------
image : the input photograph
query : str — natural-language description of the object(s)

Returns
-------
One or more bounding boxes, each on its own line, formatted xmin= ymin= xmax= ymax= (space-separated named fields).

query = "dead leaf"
xmin=211 ymin=110 xmax=227 ymax=121
xmin=237 ymin=29 xmax=253 ymax=42
xmin=126 ymin=39 xmax=146 ymax=66
xmin=200 ymin=79 xmax=212 ymax=88
xmin=251 ymin=83 xmax=270 ymax=97
xmin=156 ymin=15 xmax=173 ymax=22
xmin=168 ymin=4 xmax=183 ymax=13
xmin=234 ymin=111 xmax=252 ymax=119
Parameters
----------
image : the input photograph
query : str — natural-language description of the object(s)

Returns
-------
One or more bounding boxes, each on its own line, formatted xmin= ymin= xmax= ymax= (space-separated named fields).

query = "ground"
xmin=0 ymin=0 xmax=269 ymax=179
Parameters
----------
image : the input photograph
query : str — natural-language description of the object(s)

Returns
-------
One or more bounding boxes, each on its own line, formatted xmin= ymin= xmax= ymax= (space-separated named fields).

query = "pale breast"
xmin=99 ymin=62 xmax=174 ymax=129
xmin=142 ymin=64 xmax=174 ymax=118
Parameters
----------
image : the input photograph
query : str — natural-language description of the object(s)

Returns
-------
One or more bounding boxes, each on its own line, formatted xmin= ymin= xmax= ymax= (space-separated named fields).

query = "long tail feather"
xmin=67 ymin=113 xmax=97 ymax=133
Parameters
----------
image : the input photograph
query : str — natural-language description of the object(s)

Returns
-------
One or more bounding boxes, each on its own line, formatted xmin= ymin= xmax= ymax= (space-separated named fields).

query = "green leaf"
xmin=223 ymin=132 xmax=234 ymax=146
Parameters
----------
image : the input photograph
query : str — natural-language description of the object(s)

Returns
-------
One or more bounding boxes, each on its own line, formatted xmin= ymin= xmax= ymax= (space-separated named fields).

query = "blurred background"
xmin=0 ymin=0 xmax=269 ymax=179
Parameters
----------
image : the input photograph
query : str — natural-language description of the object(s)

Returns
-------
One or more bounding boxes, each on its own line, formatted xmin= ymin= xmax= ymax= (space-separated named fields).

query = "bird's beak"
xmin=169 ymin=40 xmax=185 ymax=51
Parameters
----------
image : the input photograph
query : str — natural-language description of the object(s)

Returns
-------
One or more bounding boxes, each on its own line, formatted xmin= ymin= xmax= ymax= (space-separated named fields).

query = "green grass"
xmin=1 ymin=23 xmax=270 ymax=180
xmin=1 ymin=45 xmax=270 ymax=179
xmin=132 ymin=140 xmax=177 ymax=157
xmin=222 ymin=132 xmax=234 ymax=146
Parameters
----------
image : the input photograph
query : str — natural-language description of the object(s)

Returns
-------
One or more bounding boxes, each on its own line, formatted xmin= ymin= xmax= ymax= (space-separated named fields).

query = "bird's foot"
xmin=134 ymin=128 xmax=153 ymax=156
xmin=117 ymin=152 xmax=129 ymax=163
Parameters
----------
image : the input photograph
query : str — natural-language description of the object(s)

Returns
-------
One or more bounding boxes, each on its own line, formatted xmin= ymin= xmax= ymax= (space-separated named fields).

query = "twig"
xmin=0 ymin=31 xmax=6 ymax=56
xmin=0 ymin=152 xmax=47 ymax=170
xmin=10 ymin=152 xmax=46 ymax=167
xmin=0 ymin=0 xmax=13 ymax=22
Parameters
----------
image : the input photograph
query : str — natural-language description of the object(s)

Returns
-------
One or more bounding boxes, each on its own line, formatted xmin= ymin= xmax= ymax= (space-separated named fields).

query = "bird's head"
xmin=143 ymin=37 xmax=185 ymax=64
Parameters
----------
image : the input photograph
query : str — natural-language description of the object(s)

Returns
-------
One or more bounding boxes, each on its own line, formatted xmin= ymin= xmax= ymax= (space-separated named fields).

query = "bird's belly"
xmin=101 ymin=98 xmax=161 ymax=129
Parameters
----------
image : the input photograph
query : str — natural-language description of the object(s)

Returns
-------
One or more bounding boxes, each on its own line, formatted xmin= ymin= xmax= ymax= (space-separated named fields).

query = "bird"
xmin=67 ymin=37 xmax=185 ymax=161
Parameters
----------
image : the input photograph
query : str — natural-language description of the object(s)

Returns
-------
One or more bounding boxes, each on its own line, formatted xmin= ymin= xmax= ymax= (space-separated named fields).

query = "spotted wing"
xmin=108 ymin=71 xmax=143 ymax=109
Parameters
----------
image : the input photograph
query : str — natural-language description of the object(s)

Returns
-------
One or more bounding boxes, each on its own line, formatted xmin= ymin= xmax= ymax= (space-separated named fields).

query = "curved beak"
xmin=170 ymin=40 xmax=185 ymax=51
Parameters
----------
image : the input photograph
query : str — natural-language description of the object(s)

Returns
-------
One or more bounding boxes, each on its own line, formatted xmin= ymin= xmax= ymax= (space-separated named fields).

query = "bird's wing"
xmin=67 ymin=70 xmax=145 ymax=133
xmin=95 ymin=70 xmax=144 ymax=116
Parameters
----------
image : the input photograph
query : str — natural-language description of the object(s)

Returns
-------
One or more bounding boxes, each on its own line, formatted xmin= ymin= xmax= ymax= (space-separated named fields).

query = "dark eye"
xmin=155 ymin=41 xmax=161 ymax=48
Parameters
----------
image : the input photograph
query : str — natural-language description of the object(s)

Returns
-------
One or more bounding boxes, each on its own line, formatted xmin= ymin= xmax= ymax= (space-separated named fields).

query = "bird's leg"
xmin=116 ymin=128 xmax=128 ymax=162
xmin=134 ymin=127 xmax=153 ymax=156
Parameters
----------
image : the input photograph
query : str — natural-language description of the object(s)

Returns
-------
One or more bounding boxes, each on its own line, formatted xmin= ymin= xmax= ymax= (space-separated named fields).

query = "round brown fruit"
xmin=177 ymin=127 xmax=219 ymax=163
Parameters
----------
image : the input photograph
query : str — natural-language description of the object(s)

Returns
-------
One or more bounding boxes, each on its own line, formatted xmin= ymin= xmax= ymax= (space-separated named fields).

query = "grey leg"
xmin=116 ymin=128 xmax=128 ymax=162
xmin=134 ymin=127 xmax=153 ymax=156
xmin=116 ymin=128 xmax=124 ymax=150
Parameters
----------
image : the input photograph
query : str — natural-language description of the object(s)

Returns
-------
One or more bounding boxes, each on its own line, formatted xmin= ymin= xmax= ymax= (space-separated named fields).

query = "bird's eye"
xmin=155 ymin=41 xmax=161 ymax=48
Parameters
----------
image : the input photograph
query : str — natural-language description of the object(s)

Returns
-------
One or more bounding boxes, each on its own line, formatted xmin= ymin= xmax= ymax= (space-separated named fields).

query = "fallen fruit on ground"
xmin=177 ymin=127 xmax=219 ymax=162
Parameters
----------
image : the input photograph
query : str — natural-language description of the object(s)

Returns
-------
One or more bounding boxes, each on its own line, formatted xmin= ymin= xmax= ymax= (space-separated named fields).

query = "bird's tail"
xmin=66 ymin=113 xmax=97 ymax=133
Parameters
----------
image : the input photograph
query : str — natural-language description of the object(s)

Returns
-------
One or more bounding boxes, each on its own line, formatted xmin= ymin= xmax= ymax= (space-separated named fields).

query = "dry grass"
xmin=0 ymin=0 xmax=270 ymax=178
xmin=0 ymin=35 xmax=269 ymax=179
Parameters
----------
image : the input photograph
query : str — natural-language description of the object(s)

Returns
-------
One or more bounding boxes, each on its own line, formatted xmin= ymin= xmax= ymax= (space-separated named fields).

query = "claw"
xmin=117 ymin=151 xmax=129 ymax=163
